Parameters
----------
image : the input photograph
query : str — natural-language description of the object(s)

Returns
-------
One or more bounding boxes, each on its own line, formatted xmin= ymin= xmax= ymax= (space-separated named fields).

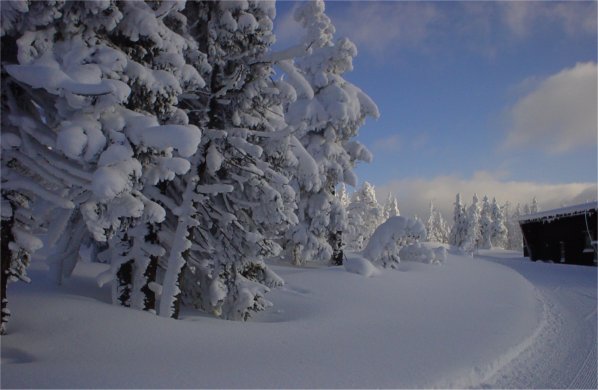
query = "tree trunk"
xmin=115 ymin=259 xmax=134 ymax=307
xmin=1 ymin=217 xmax=14 ymax=335
xmin=138 ymin=223 xmax=159 ymax=312
xmin=328 ymin=184 xmax=344 ymax=265
xmin=330 ymin=230 xmax=344 ymax=266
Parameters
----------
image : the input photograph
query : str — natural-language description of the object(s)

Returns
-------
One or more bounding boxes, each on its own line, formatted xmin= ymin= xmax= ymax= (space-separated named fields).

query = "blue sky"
xmin=274 ymin=1 xmax=597 ymax=217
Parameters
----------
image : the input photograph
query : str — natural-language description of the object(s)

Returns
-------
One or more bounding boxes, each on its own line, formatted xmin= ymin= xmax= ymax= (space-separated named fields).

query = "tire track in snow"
xmin=480 ymin=260 xmax=597 ymax=389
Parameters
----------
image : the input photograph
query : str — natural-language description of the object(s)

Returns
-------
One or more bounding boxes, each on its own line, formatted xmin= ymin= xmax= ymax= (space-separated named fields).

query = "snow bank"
xmin=361 ymin=216 xmax=426 ymax=268
xmin=343 ymin=253 xmax=380 ymax=277
xmin=400 ymin=242 xmax=447 ymax=264
xmin=1 ymin=251 xmax=557 ymax=389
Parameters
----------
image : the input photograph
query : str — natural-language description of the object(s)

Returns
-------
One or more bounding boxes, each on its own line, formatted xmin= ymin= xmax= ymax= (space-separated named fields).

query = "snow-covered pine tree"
xmin=490 ymin=197 xmax=508 ymax=249
xmin=77 ymin=1 xmax=203 ymax=313
xmin=449 ymin=193 xmax=468 ymax=248
xmin=337 ymin=183 xmax=351 ymax=208
xmin=174 ymin=1 xmax=294 ymax=320
xmin=383 ymin=193 xmax=401 ymax=220
xmin=479 ymin=195 xmax=492 ymax=249
xmin=426 ymin=201 xmax=449 ymax=243
xmin=274 ymin=0 xmax=379 ymax=265
xmin=463 ymin=193 xmax=481 ymax=254
xmin=2 ymin=1 xmax=203 ymax=319
xmin=507 ymin=203 xmax=524 ymax=251
xmin=530 ymin=197 xmax=539 ymax=214
xmin=345 ymin=182 xmax=384 ymax=251
xmin=0 ymin=1 xmax=130 ymax=331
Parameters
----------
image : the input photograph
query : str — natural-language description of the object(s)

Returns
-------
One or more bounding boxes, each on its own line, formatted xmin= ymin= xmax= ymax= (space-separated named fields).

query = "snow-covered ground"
xmin=1 ymin=249 xmax=596 ymax=389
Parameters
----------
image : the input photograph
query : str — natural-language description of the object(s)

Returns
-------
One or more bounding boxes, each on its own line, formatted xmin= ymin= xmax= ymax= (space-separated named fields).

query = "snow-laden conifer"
xmin=490 ymin=198 xmax=508 ymax=249
xmin=449 ymin=193 xmax=468 ymax=248
xmin=0 ymin=1 xmax=129 ymax=331
xmin=346 ymin=182 xmax=384 ymax=251
xmin=383 ymin=193 xmax=401 ymax=220
xmin=426 ymin=201 xmax=449 ymax=244
xmin=2 ymin=1 xmax=203 ymax=321
xmin=275 ymin=0 xmax=379 ymax=265
xmin=479 ymin=195 xmax=492 ymax=249
xmin=337 ymin=183 xmax=351 ymax=208
xmin=463 ymin=194 xmax=481 ymax=254
xmin=507 ymin=203 xmax=524 ymax=251
xmin=173 ymin=1 xmax=294 ymax=320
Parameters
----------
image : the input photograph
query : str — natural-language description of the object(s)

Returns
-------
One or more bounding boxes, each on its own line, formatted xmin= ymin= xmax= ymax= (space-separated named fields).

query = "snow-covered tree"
xmin=490 ymin=198 xmax=508 ymax=249
xmin=462 ymin=194 xmax=481 ymax=254
xmin=362 ymin=216 xmax=426 ymax=268
xmin=449 ymin=193 xmax=468 ymax=248
xmin=174 ymin=1 xmax=297 ymax=320
xmin=478 ymin=195 xmax=492 ymax=249
xmin=507 ymin=203 xmax=523 ymax=251
xmin=346 ymin=182 xmax=384 ymax=251
xmin=426 ymin=201 xmax=449 ymax=243
xmin=337 ymin=183 xmax=350 ymax=208
xmin=530 ymin=197 xmax=539 ymax=214
xmin=276 ymin=0 xmax=379 ymax=265
xmin=383 ymin=193 xmax=401 ymax=220
xmin=0 ymin=1 xmax=133 ymax=331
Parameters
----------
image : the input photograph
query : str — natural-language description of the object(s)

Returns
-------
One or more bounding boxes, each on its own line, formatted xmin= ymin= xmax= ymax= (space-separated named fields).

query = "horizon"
xmin=274 ymin=1 xmax=598 ymax=219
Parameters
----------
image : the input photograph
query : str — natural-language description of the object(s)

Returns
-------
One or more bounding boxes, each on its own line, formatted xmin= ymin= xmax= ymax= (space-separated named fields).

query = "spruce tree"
xmin=176 ymin=1 xmax=294 ymax=320
xmin=463 ymin=194 xmax=481 ymax=254
xmin=479 ymin=195 xmax=492 ymax=249
xmin=276 ymin=0 xmax=378 ymax=265
xmin=346 ymin=182 xmax=384 ymax=251
xmin=490 ymin=198 xmax=508 ymax=249
xmin=449 ymin=193 xmax=468 ymax=248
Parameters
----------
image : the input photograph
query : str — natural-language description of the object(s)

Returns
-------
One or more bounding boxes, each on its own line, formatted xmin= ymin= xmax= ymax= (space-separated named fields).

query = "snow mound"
xmin=344 ymin=254 xmax=380 ymax=277
xmin=361 ymin=216 xmax=426 ymax=268
xmin=400 ymin=242 xmax=447 ymax=264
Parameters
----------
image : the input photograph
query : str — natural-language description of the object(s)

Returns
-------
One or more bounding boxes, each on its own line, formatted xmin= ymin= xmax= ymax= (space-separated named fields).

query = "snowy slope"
xmin=2 ymin=250 xmax=595 ymax=388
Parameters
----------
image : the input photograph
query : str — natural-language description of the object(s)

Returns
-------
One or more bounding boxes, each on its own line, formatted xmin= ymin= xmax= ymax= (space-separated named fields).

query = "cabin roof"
xmin=519 ymin=201 xmax=597 ymax=223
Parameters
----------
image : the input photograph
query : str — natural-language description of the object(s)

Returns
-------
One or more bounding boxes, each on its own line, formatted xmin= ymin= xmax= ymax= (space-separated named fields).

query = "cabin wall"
xmin=520 ymin=210 xmax=597 ymax=266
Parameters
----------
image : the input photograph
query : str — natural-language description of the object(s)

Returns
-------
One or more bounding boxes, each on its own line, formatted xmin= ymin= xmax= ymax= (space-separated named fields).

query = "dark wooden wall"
xmin=520 ymin=209 xmax=597 ymax=266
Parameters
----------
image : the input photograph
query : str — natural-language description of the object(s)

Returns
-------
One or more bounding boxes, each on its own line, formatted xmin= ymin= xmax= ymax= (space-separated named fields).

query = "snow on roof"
xmin=519 ymin=201 xmax=598 ymax=223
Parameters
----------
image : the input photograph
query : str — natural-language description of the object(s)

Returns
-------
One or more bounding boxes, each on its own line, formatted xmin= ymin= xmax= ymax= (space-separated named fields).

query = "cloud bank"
xmin=505 ymin=62 xmax=598 ymax=154
xmin=376 ymin=171 xmax=597 ymax=221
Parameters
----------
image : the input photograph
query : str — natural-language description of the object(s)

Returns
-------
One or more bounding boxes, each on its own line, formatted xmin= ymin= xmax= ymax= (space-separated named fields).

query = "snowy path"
xmin=479 ymin=253 xmax=597 ymax=389
xmin=2 ymin=251 xmax=594 ymax=388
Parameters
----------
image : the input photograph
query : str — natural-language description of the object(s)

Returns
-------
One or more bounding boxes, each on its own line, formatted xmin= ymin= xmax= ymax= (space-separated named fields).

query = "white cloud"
xmin=307 ymin=2 xmax=597 ymax=60
xmin=504 ymin=62 xmax=598 ymax=154
xmin=376 ymin=171 xmax=597 ymax=221
xmin=372 ymin=134 xmax=402 ymax=152
xmin=502 ymin=2 xmax=598 ymax=38
xmin=330 ymin=2 xmax=439 ymax=56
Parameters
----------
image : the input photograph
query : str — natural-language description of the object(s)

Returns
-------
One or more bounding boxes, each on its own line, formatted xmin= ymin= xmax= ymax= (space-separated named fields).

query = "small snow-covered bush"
xmin=361 ymin=216 xmax=426 ymax=268
xmin=344 ymin=255 xmax=380 ymax=277
xmin=399 ymin=243 xmax=447 ymax=265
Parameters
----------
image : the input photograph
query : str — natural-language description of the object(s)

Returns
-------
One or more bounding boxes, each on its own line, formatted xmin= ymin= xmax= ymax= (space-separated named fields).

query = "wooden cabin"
xmin=519 ymin=202 xmax=597 ymax=266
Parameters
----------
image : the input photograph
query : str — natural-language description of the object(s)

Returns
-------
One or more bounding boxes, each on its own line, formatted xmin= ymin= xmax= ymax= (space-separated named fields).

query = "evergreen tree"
xmin=337 ymin=183 xmax=351 ymax=208
xmin=507 ymin=203 xmax=524 ymax=251
xmin=383 ymin=193 xmax=401 ymax=220
xmin=479 ymin=195 xmax=492 ymax=249
xmin=0 ymin=0 xmax=136 ymax=330
xmin=277 ymin=0 xmax=379 ymax=265
xmin=176 ymin=1 xmax=295 ymax=320
xmin=449 ymin=193 xmax=468 ymax=248
xmin=490 ymin=198 xmax=508 ymax=249
xmin=345 ymin=182 xmax=384 ymax=251
xmin=530 ymin=197 xmax=539 ymax=213
xmin=426 ymin=201 xmax=449 ymax=243
xmin=463 ymin=193 xmax=481 ymax=254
